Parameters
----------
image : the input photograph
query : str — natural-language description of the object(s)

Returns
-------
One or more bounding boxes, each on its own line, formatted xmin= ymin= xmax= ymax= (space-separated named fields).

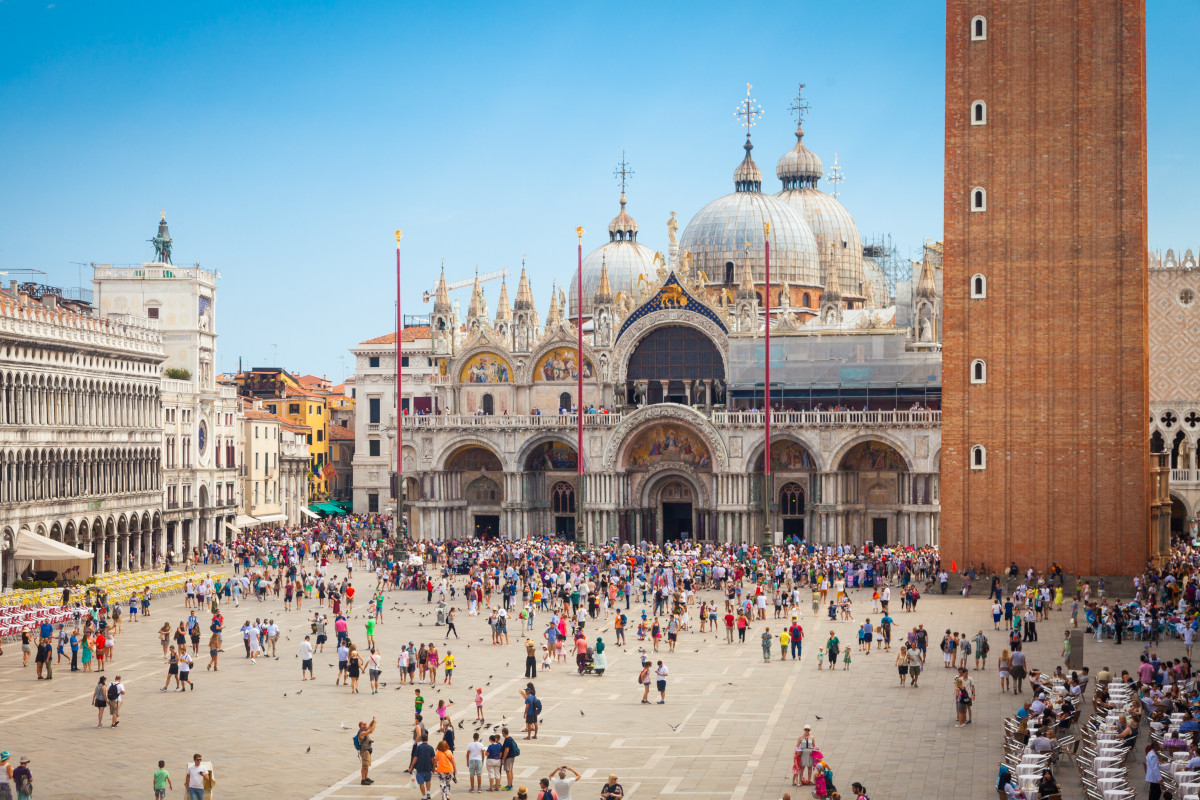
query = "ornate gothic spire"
xmin=916 ymin=250 xmax=938 ymax=300
xmin=433 ymin=266 xmax=452 ymax=314
xmin=544 ymin=284 xmax=562 ymax=326
xmin=514 ymin=266 xmax=535 ymax=311
xmin=494 ymin=278 xmax=512 ymax=322
xmin=593 ymin=254 xmax=614 ymax=305
xmin=466 ymin=272 xmax=484 ymax=319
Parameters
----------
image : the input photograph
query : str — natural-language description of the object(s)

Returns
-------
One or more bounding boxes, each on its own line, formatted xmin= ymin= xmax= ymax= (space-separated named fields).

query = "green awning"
xmin=309 ymin=503 xmax=346 ymax=516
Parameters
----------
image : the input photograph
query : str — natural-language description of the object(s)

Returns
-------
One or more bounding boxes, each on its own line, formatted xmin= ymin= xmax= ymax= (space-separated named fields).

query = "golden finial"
xmin=576 ymin=226 xmax=585 ymax=241
xmin=395 ymin=229 xmax=403 ymax=243
xmin=763 ymin=222 xmax=771 ymax=237
xmin=160 ymin=210 xmax=166 ymax=221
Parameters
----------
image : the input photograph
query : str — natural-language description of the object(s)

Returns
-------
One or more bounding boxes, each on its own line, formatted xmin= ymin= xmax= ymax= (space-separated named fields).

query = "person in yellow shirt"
xmin=442 ymin=652 xmax=455 ymax=685
xmin=779 ymin=630 xmax=790 ymax=662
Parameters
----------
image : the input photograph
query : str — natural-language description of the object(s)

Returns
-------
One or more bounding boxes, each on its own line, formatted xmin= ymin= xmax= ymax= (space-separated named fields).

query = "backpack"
xmin=533 ymin=697 xmax=543 ymax=716
xmin=352 ymin=731 xmax=362 ymax=750
xmin=962 ymin=641 xmax=972 ymax=656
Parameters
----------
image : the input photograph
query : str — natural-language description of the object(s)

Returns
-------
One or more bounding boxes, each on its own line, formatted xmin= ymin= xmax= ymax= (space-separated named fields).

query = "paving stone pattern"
xmin=0 ymin=573 xmax=1172 ymax=799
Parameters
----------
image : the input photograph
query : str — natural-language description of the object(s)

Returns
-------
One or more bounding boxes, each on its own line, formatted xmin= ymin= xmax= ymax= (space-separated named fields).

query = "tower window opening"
xmin=972 ymin=100 xmax=987 ymax=125
xmin=972 ymin=187 xmax=987 ymax=211
xmin=971 ymin=274 xmax=987 ymax=298
xmin=971 ymin=15 xmax=987 ymax=40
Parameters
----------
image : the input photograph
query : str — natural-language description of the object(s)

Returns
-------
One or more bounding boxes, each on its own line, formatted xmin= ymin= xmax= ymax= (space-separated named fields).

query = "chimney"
xmin=41 ymin=294 xmax=57 ymax=311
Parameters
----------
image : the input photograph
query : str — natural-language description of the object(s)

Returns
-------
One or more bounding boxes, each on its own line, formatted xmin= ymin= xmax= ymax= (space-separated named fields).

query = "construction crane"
xmin=422 ymin=267 xmax=511 ymax=304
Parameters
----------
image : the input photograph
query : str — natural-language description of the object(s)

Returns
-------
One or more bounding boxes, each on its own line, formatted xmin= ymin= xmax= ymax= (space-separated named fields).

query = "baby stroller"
xmin=579 ymin=646 xmax=607 ymax=675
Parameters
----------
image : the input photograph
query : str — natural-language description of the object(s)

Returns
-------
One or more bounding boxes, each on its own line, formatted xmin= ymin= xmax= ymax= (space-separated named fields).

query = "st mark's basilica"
xmin=393 ymin=92 xmax=945 ymax=548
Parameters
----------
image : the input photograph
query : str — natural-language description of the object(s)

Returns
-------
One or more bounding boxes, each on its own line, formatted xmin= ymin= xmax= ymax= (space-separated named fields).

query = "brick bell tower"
xmin=941 ymin=1 xmax=1151 ymax=577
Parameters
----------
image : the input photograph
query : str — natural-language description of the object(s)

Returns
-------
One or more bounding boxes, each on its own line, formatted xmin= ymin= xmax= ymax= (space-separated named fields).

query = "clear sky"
xmin=1 ymin=1 xmax=1196 ymax=381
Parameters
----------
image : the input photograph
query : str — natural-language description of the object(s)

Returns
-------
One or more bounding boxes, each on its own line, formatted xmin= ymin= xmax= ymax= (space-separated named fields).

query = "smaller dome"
xmin=776 ymin=124 xmax=823 ymax=189
xmin=733 ymin=136 xmax=763 ymax=192
xmin=608 ymin=192 xmax=639 ymax=241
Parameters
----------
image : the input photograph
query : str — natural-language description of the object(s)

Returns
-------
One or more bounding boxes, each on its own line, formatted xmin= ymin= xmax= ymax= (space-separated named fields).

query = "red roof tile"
xmin=360 ymin=326 xmax=431 ymax=345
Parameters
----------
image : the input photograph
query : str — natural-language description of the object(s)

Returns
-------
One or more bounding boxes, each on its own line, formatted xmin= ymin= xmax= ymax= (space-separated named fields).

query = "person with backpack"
xmin=520 ymin=685 xmax=542 ymax=739
xmin=354 ymin=716 xmax=377 ymax=786
xmin=500 ymin=727 xmax=519 ymax=792
xmin=107 ymin=674 xmax=125 ymax=727
xmin=536 ymin=777 xmax=557 ymax=800
xmin=11 ymin=758 xmax=30 ymax=800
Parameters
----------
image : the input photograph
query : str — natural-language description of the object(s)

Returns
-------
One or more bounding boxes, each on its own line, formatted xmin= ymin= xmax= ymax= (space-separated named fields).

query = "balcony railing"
xmin=399 ymin=408 xmax=941 ymax=429
xmin=1172 ymin=469 xmax=1195 ymax=483
xmin=712 ymin=409 xmax=942 ymax=428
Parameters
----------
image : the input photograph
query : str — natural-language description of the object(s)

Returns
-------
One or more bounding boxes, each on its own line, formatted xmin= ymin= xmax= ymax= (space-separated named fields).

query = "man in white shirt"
xmin=466 ymin=732 xmax=486 ymax=793
xmin=299 ymin=636 xmax=314 ymax=680
xmin=186 ymin=754 xmax=212 ymax=800
xmin=267 ymin=620 xmax=280 ymax=657
xmin=550 ymin=765 xmax=581 ymax=800
xmin=655 ymin=661 xmax=669 ymax=704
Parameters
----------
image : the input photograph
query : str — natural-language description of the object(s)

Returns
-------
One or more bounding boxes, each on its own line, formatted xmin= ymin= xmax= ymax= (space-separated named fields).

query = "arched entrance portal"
xmin=444 ymin=445 xmax=505 ymax=539
xmin=778 ymin=482 xmax=806 ymax=540
xmin=655 ymin=480 xmax=695 ymax=542
xmin=838 ymin=439 xmax=910 ymax=547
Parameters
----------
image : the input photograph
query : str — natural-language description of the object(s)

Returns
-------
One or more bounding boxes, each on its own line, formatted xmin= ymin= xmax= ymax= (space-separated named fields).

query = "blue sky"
xmin=1 ymin=1 xmax=1196 ymax=380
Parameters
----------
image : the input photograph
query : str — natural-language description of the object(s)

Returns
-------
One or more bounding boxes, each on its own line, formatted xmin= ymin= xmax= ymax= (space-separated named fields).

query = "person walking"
xmin=411 ymin=731 xmax=437 ymax=798
xmin=655 ymin=660 xmax=669 ymax=704
xmin=185 ymin=754 xmax=212 ymax=800
xmin=638 ymin=661 xmax=652 ymax=704
xmin=445 ymin=607 xmax=459 ymax=639
xmin=11 ymin=758 xmax=30 ymax=800
xmin=355 ymin=717 xmax=378 ymax=786
xmin=796 ymin=726 xmax=817 ymax=785
xmin=153 ymin=759 xmax=173 ymax=799
xmin=107 ymin=675 xmax=125 ymax=726
xmin=435 ymin=740 xmax=457 ymax=800
xmin=92 ymin=676 xmax=109 ymax=728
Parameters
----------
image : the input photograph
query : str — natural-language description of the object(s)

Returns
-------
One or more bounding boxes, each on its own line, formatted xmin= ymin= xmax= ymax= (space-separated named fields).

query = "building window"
xmin=482 ymin=393 xmax=494 ymax=416
xmin=147 ymin=306 xmax=159 ymax=319
xmin=559 ymin=392 xmax=572 ymax=412
xmin=551 ymin=481 xmax=576 ymax=514
xmin=368 ymin=492 xmax=379 ymax=512
xmin=317 ymin=429 xmax=324 ymax=442
xmin=401 ymin=356 xmax=410 ymax=367
xmin=971 ymin=100 xmax=987 ymax=125
xmin=724 ymin=261 xmax=735 ymax=284
xmin=802 ymin=292 xmax=811 ymax=308
xmin=369 ymin=398 xmax=381 ymax=424
xmin=971 ymin=445 xmax=987 ymax=470
xmin=972 ymin=187 xmax=986 ymax=211
xmin=971 ymin=15 xmax=986 ymax=40
xmin=289 ymin=403 xmax=300 ymax=415
xmin=971 ymin=274 xmax=987 ymax=298
xmin=971 ymin=359 xmax=987 ymax=384
xmin=369 ymin=356 xmax=380 ymax=368
xmin=368 ymin=439 xmax=381 ymax=457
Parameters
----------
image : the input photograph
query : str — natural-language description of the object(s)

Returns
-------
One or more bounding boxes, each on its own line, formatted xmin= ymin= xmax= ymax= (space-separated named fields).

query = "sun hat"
xmin=0 ymin=751 xmax=8 ymax=760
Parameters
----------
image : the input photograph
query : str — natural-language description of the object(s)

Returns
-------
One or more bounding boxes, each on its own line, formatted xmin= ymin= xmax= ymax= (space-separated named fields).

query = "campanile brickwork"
xmin=942 ymin=0 xmax=1150 ymax=576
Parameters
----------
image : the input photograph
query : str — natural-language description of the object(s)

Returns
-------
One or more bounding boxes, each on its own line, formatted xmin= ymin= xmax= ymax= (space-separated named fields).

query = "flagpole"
xmin=395 ymin=230 xmax=404 ymax=545
xmin=763 ymin=222 xmax=773 ymax=556
xmin=576 ymin=226 xmax=586 ymax=547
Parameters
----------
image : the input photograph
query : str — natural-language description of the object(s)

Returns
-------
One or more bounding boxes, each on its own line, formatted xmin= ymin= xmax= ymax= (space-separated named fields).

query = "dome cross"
xmin=613 ymin=152 xmax=634 ymax=195
xmin=735 ymin=83 xmax=764 ymax=132
xmin=788 ymin=83 xmax=811 ymax=127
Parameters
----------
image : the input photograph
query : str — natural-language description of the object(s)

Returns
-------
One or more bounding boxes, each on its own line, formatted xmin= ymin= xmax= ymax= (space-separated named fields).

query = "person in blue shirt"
xmin=484 ymin=735 xmax=504 ymax=792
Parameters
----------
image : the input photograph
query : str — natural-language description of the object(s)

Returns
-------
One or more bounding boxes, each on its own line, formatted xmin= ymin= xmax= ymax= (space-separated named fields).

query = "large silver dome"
xmin=776 ymin=187 xmax=864 ymax=300
xmin=569 ymin=239 xmax=658 ymax=319
xmin=679 ymin=137 xmax=822 ymax=290
xmin=569 ymin=193 xmax=657 ymax=319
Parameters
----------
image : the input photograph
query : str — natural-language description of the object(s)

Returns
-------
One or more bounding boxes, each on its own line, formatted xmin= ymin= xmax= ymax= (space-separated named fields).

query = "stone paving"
xmin=0 ymin=570 xmax=1179 ymax=800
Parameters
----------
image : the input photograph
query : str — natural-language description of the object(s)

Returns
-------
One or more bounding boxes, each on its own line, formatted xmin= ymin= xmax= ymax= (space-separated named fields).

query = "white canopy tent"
xmin=15 ymin=531 xmax=94 ymax=579
xmin=254 ymin=514 xmax=287 ymax=524
xmin=298 ymin=507 xmax=318 ymax=520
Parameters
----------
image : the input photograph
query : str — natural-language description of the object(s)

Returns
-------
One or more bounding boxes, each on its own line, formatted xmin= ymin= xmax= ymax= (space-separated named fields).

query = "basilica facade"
xmin=391 ymin=111 xmax=944 ymax=548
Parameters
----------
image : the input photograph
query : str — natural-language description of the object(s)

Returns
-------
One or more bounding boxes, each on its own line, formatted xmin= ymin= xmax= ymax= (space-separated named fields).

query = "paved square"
xmin=0 ymin=570 xmax=1170 ymax=799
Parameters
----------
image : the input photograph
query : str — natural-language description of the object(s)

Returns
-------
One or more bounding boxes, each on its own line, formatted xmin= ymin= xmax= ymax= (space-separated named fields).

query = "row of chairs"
xmin=1074 ymin=683 xmax=1137 ymax=800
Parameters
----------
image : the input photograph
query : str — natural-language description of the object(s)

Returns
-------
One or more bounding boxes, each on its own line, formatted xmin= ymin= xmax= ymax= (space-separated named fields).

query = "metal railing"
xmin=400 ymin=408 xmax=941 ymax=429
